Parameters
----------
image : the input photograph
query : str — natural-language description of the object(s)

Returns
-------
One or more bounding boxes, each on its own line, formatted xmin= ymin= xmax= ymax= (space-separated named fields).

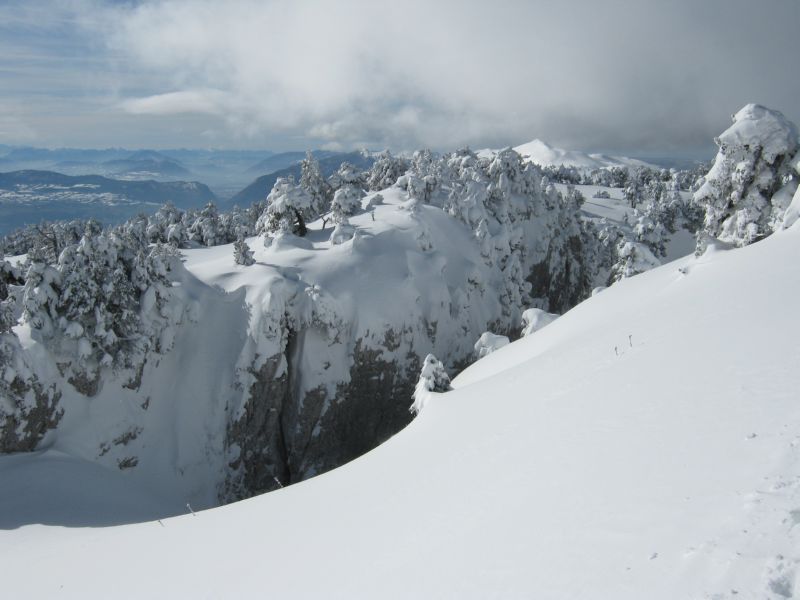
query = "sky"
xmin=0 ymin=0 xmax=797 ymax=158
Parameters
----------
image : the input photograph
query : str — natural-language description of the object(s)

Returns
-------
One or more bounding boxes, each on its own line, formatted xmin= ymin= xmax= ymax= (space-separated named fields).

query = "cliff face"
xmin=225 ymin=324 xmax=422 ymax=499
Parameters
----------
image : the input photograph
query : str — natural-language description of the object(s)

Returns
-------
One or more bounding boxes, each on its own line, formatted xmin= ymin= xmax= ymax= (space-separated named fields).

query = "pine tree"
xmin=366 ymin=151 xmax=409 ymax=191
xmin=299 ymin=151 xmax=332 ymax=218
xmin=330 ymin=185 xmax=364 ymax=224
xmin=0 ymin=252 xmax=21 ymax=302
xmin=188 ymin=202 xmax=223 ymax=247
xmin=257 ymin=176 xmax=313 ymax=237
xmin=22 ymin=226 xmax=183 ymax=377
xmin=0 ymin=298 xmax=14 ymax=334
xmin=233 ymin=236 xmax=256 ymax=266
xmin=694 ymin=104 xmax=799 ymax=246
xmin=609 ymin=240 xmax=660 ymax=283
xmin=410 ymin=354 xmax=452 ymax=415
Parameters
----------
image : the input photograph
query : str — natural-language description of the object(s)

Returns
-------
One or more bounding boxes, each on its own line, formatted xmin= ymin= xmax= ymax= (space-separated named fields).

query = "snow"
xmin=694 ymin=104 xmax=799 ymax=247
xmin=493 ymin=138 xmax=656 ymax=169
xmin=520 ymin=307 xmax=558 ymax=336
xmin=473 ymin=331 xmax=509 ymax=358
xmin=718 ymin=104 xmax=798 ymax=163
xmin=782 ymin=184 xmax=800 ymax=230
xmin=2 ymin=208 xmax=799 ymax=598
xmin=561 ymin=182 xmax=697 ymax=263
xmin=0 ymin=450 xmax=177 ymax=528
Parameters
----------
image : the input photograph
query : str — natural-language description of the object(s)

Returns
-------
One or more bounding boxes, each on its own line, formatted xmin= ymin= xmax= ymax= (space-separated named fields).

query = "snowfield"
xmin=513 ymin=138 xmax=657 ymax=169
xmin=2 ymin=216 xmax=799 ymax=598
xmin=479 ymin=138 xmax=657 ymax=170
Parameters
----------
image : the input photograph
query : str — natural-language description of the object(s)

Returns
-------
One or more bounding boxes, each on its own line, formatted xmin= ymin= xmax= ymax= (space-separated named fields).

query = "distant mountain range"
xmin=100 ymin=150 xmax=192 ymax=179
xmin=244 ymin=150 xmax=339 ymax=174
xmin=0 ymin=146 xmax=378 ymax=235
xmin=0 ymin=170 xmax=216 ymax=236
xmin=0 ymin=146 xmax=277 ymax=195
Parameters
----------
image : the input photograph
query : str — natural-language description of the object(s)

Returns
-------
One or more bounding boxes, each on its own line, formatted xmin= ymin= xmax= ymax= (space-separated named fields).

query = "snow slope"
xmin=480 ymin=138 xmax=657 ymax=169
xmin=3 ymin=215 xmax=799 ymax=598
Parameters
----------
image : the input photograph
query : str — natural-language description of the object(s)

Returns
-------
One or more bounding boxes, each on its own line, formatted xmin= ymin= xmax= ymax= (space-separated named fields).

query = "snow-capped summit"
xmin=511 ymin=138 xmax=656 ymax=169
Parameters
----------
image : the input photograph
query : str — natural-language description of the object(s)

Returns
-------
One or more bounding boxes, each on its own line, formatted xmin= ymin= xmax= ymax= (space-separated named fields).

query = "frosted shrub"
xmin=410 ymin=354 xmax=452 ymax=415
xmin=233 ymin=237 xmax=256 ymax=266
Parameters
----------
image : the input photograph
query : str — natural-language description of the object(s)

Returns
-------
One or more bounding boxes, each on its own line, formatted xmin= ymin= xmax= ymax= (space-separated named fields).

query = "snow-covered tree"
xmin=694 ymin=104 xmax=799 ymax=246
xmin=0 ymin=252 xmax=21 ymax=302
xmin=328 ymin=164 xmax=365 ymax=243
xmin=188 ymin=202 xmax=224 ymax=247
xmin=632 ymin=209 xmax=669 ymax=258
xmin=328 ymin=161 xmax=365 ymax=192
xmin=609 ymin=240 xmax=660 ymax=283
xmin=410 ymin=353 xmax=452 ymax=415
xmin=366 ymin=151 xmax=409 ymax=191
xmin=22 ymin=228 xmax=184 ymax=381
xmin=147 ymin=202 xmax=184 ymax=244
xmin=0 ymin=295 xmax=63 ymax=452
xmin=28 ymin=229 xmax=58 ymax=265
xmin=233 ymin=236 xmax=256 ymax=266
xmin=257 ymin=176 xmax=313 ymax=237
xmin=623 ymin=172 xmax=644 ymax=208
xmin=299 ymin=151 xmax=333 ymax=218
xmin=0 ymin=298 xmax=14 ymax=334
xmin=330 ymin=177 xmax=364 ymax=224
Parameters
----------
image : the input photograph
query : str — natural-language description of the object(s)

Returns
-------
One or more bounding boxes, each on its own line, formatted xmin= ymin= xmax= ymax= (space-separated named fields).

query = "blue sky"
xmin=0 ymin=0 xmax=798 ymax=157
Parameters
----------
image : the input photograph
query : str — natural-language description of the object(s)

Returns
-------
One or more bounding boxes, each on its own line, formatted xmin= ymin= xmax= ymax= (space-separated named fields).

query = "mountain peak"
xmin=512 ymin=138 xmax=656 ymax=169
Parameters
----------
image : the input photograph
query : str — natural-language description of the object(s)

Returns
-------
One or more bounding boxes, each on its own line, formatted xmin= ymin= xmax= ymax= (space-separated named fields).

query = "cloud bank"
xmin=2 ymin=0 xmax=799 ymax=153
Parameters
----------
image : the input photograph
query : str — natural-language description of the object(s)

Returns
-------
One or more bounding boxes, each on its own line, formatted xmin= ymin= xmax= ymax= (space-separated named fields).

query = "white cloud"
xmin=120 ymin=89 xmax=231 ymax=116
xmin=9 ymin=0 xmax=800 ymax=152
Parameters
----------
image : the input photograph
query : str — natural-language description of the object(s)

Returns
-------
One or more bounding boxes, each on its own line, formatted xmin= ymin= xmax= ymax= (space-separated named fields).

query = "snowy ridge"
xmin=479 ymin=138 xmax=657 ymax=169
xmin=3 ymin=218 xmax=800 ymax=599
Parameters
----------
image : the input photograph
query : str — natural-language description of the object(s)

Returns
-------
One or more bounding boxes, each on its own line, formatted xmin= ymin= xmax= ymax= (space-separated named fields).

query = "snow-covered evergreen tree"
xmin=257 ymin=176 xmax=313 ymax=237
xmin=233 ymin=236 xmax=256 ymax=266
xmin=366 ymin=151 xmax=409 ymax=191
xmin=188 ymin=202 xmax=224 ymax=247
xmin=147 ymin=202 xmax=183 ymax=244
xmin=330 ymin=177 xmax=364 ymax=224
xmin=410 ymin=354 xmax=452 ymax=415
xmin=22 ymin=227 xmax=184 ymax=381
xmin=623 ymin=171 xmax=644 ymax=208
xmin=609 ymin=240 xmax=660 ymax=283
xmin=632 ymin=209 xmax=669 ymax=258
xmin=0 ymin=297 xmax=14 ymax=334
xmin=328 ymin=161 xmax=365 ymax=192
xmin=299 ymin=151 xmax=333 ymax=218
xmin=694 ymin=104 xmax=799 ymax=247
xmin=0 ymin=294 xmax=63 ymax=452
xmin=0 ymin=252 xmax=21 ymax=302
